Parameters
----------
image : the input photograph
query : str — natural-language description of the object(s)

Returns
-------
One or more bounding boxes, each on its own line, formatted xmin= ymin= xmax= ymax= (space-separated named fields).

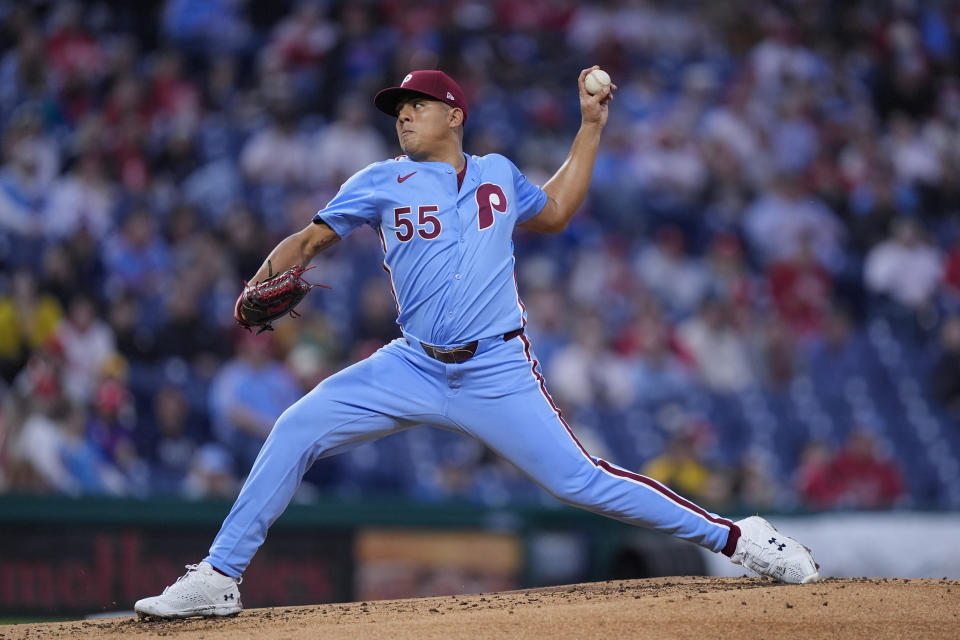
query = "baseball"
xmin=584 ymin=68 xmax=611 ymax=95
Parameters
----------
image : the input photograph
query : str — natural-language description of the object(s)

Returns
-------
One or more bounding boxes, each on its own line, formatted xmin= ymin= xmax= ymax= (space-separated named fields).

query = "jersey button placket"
xmin=446 ymin=183 xmax=465 ymax=327
xmin=431 ymin=171 xmax=459 ymax=337
xmin=446 ymin=172 xmax=462 ymax=401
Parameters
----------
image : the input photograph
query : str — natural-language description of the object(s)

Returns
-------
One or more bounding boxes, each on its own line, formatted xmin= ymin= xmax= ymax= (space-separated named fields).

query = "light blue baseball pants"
xmin=206 ymin=334 xmax=737 ymax=577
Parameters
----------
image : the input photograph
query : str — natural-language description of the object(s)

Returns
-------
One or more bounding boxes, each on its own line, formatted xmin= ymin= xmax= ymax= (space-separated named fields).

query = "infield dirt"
xmin=2 ymin=576 xmax=958 ymax=639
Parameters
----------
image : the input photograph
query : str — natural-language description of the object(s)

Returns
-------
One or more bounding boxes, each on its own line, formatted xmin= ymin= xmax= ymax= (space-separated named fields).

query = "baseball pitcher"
xmin=135 ymin=67 xmax=818 ymax=618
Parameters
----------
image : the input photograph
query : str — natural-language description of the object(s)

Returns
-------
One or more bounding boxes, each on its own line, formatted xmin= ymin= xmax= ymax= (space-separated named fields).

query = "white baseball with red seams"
xmin=584 ymin=68 xmax=611 ymax=95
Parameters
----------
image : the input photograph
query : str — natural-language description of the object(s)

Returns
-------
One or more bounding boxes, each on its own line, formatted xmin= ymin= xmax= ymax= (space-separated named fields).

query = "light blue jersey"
xmin=315 ymin=153 xmax=546 ymax=346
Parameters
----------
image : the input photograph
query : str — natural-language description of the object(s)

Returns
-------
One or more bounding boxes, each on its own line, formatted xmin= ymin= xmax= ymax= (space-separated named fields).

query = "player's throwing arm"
xmin=518 ymin=66 xmax=616 ymax=234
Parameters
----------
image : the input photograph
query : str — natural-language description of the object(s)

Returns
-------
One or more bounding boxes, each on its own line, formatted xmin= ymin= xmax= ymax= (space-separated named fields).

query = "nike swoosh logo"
xmin=397 ymin=172 xmax=417 ymax=183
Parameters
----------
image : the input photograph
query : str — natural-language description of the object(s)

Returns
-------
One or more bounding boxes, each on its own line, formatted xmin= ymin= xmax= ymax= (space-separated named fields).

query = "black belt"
xmin=419 ymin=328 xmax=524 ymax=364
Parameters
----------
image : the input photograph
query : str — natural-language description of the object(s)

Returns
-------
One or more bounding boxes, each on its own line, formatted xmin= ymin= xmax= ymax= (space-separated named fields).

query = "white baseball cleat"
xmin=134 ymin=561 xmax=242 ymax=619
xmin=730 ymin=516 xmax=819 ymax=584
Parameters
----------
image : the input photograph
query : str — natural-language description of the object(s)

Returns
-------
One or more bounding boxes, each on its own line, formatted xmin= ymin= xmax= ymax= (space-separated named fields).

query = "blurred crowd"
xmin=1 ymin=0 xmax=959 ymax=512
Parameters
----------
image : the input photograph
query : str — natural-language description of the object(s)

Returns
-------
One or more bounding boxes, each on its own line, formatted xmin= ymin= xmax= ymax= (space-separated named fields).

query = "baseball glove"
xmin=234 ymin=263 xmax=329 ymax=334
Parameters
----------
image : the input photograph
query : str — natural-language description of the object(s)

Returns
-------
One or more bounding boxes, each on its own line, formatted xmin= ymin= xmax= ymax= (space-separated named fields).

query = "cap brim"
xmin=374 ymin=87 xmax=432 ymax=118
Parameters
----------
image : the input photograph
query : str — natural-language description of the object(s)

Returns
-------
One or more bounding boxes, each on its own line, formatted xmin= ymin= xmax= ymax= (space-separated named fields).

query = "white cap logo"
xmin=446 ymin=92 xmax=455 ymax=101
xmin=402 ymin=73 xmax=413 ymax=85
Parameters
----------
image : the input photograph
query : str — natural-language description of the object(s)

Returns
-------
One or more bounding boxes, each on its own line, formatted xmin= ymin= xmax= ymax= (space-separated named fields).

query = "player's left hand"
xmin=578 ymin=65 xmax=617 ymax=129
xmin=234 ymin=264 xmax=330 ymax=335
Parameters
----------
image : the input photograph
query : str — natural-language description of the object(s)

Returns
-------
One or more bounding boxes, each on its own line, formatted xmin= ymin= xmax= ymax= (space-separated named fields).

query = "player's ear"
xmin=448 ymin=107 xmax=465 ymax=129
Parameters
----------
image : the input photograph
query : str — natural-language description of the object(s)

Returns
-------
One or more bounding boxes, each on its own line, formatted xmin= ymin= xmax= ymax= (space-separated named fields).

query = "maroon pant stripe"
xmin=518 ymin=333 xmax=592 ymax=460
xmin=595 ymin=459 xmax=735 ymax=529
xmin=518 ymin=332 xmax=736 ymax=533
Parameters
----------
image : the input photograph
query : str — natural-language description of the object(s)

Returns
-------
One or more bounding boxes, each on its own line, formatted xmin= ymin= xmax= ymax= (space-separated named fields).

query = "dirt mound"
xmin=4 ymin=576 xmax=958 ymax=639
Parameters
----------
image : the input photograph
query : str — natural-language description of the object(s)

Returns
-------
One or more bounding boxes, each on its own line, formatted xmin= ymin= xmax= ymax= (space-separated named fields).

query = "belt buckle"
xmin=437 ymin=345 xmax=468 ymax=363
xmin=421 ymin=341 xmax=476 ymax=363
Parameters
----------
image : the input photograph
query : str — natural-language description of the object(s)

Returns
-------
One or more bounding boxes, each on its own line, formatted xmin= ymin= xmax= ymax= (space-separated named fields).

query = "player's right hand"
xmin=578 ymin=65 xmax=617 ymax=129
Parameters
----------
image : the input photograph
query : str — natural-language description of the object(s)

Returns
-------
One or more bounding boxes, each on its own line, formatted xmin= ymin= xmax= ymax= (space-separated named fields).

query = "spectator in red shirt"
xmin=767 ymin=229 xmax=832 ymax=336
xmin=265 ymin=2 xmax=337 ymax=71
xmin=830 ymin=428 xmax=906 ymax=510
xmin=45 ymin=2 xmax=105 ymax=86
xmin=147 ymin=51 xmax=200 ymax=126
xmin=944 ymin=241 xmax=960 ymax=299
xmin=796 ymin=440 xmax=837 ymax=509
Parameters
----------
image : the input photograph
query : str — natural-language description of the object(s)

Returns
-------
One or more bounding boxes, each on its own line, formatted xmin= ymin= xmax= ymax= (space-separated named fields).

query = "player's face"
xmin=395 ymin=97 xmax=456 ymax=157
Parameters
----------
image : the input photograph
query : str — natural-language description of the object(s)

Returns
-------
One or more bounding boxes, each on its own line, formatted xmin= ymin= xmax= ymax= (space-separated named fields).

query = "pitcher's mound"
xmin=7 ymin=576 xmax=960 ymax=639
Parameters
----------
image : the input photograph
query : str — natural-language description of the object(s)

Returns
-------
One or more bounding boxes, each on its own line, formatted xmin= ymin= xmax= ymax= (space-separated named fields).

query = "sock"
xmin=210 ymin=564 xmax=235 ymax=581
xmin=722 ymin=523 xmax=742 ymax=557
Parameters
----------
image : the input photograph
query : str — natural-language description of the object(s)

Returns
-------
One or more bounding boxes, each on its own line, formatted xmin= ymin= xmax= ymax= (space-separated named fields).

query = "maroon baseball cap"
xmin=374 ymin=70 xmax=468 ymax=123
